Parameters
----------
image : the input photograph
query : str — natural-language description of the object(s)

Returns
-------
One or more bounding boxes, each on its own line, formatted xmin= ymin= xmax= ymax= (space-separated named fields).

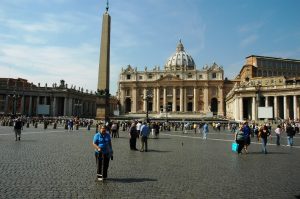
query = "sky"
xmin=1 ymin=0 xmax=300 ymax=95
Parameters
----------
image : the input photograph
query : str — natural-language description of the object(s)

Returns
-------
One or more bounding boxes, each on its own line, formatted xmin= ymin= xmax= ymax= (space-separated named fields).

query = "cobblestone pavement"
xmin=0 ymin=125 xmax=300 ymax=199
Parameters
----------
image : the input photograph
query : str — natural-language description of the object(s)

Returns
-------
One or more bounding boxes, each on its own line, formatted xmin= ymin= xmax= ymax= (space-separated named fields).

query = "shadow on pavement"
xmin=146 ymin=149 xmax=172 ymax=153
xmin=107 ymin=177 xmax=157 ymax=183
xmin=246 ymin=151 xmax=289 ymax=155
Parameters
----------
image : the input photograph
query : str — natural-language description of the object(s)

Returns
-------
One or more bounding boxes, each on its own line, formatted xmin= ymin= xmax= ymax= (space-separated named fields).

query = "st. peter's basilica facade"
xmin=117 ymin=40 xmax=236 ymax=118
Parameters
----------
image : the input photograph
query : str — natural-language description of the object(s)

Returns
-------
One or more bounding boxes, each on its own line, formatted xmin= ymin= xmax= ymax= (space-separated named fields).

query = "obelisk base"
xmin=95 ymin=96 xmax=109 ymax=122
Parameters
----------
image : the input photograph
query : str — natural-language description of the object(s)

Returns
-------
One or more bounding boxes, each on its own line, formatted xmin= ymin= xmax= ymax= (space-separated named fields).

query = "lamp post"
xmin=165 ymin=104 xmax=172 ymax=122
xmin=8 ymin=91 xmax=19 ymax=117
xmin=144 ymin=90 xmax=153 ymax=123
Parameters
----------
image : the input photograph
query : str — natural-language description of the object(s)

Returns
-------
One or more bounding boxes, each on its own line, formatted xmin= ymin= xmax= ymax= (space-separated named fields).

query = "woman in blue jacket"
xmin=92 ymin=125 xmax=113 ymax=181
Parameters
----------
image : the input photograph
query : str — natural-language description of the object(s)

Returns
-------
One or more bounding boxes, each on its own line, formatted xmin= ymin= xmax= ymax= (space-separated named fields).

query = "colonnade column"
xmin=20 ymin=95 xmax=25 ymax=115
xmin=180 ymin=87 xmax=183 ymax=112
xmin=239 ymin=97 xmax=243 ymax=121
xmin=252 ymin=97 xmax=256 ymax=121
xmin=4 ymin=95 xmax=9 ymax=113
xmin=193 ymin=87 xmax=197 ymax=112
xmin=234 ymin=97 xmax=239 ymax=120
xmin=64 ymin=97 xmax=67 ymax=116
xmin=274 ymin=96 xmax=278 ymax=119
xmin=293 ymin=95 xmax=297 ymax=120
xmin=52 ymin=97 xmax=57 ymax=117
xmin=283 ymin=96 xmax=287 ymax=120
xmin=28 ymin=96 xmax=32 ymax=116
xmin=69 ymin=98 xmax=73 ymax=116
xmin=172 ymin=87 xmax=176 ymax=112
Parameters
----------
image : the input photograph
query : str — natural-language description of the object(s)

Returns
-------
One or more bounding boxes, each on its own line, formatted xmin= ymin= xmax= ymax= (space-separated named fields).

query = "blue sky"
xmin=1 ymin=0 xmax=300 ymax=95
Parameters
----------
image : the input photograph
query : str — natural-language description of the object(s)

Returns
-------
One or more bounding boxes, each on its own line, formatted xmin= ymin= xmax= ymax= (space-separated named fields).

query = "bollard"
xmin=26 ymin=123 xmax=29 ymax=128
xmin=87 ymin=125 xmax=91 ymax=131
xmin=35 ymin=123 xmax=38 ymax=128
xmin=53 ymin=123 xmax=57 ymax=129
xmin=76 ymin=124 xmax=79 ymax=130
xmin=64 ymin=124 xmax=68 ymax=130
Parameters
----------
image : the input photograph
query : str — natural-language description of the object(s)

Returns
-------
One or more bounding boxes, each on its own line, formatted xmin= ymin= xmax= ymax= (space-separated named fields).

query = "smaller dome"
xmin=165 ymin=40 xmax=195 ymax=71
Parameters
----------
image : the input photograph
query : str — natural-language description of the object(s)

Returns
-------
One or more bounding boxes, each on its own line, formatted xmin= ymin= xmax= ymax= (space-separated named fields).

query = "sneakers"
xmin=97 ymin=174 xmax=103 ymax=181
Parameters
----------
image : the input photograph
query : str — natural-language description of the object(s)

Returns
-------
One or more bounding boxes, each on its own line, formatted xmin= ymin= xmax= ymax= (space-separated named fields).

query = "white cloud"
xmin=240 ymin=34 xmax=258 ymax=47
xmin=0 ymin=43 xmax=100 ymax=92
xmin=238 ymin=21 xmax=265 ymax=33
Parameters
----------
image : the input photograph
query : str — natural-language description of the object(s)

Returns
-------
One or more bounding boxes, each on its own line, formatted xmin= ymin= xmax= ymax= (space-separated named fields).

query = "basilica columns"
xmin=163 ymin=87 xmax=167 ymax=109
xmin=156 ymin=88 xmax=160 ymax=112
xmin=203 ymin=86 xmax=208 ymax=112
xmin=173 ymin=88 xmax=176 ymax=112
xmin=193 ymin=87 xmax=197 ymax=112
xmin=180 ymin=87 xmax=183 ymax=112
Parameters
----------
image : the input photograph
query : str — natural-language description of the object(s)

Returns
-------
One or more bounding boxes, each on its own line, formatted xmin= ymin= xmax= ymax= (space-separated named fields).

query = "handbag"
xmin=231 ymin=142 xmax=239 ymax=153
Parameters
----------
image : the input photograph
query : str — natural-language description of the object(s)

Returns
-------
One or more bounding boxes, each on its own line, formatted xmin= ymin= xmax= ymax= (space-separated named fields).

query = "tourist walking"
xmin=259 ymin=125 xmax=270 ymax=154
xmin=286 ymin=123 xmax=296 ymax=147
xmin=92 ymin=125 xmax=113 ymax=181
xmin=242 ymin=122 xmax=251 ymax=153
xmin=274 ymin=125 xmax=282 ymax=146
xmin=129 ymin=122 xmax=139 ymax=150
xmin=202 ymin=123 xmax=209 ymax=139
xmin=234 ymin=127 xmax=245 ymax=154
xmin=14 ymin=118 xmax=22 ymax=141
xmin=140 ymin=122 xmax=150 ymax=152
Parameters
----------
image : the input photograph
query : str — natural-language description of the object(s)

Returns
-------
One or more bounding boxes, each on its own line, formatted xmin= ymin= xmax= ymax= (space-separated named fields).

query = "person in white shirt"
xmin=274 ymin=125 xmax=282 ymax=146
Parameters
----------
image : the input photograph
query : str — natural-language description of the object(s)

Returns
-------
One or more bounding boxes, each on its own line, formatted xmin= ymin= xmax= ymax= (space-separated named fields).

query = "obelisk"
xmin=96 ymin=1 xmax=111 ymax=121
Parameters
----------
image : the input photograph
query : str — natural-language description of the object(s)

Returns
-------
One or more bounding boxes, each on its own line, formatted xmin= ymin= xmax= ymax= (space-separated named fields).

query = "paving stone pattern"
xmin=0 ymin=126 xmax=300 ymax=199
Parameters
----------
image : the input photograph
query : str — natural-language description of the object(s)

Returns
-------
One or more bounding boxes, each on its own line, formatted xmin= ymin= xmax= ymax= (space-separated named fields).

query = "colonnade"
xmin=2 ymin=94 xmax=96 ymax=117
xmin=235 ymin=94 xmax=299 ymax=121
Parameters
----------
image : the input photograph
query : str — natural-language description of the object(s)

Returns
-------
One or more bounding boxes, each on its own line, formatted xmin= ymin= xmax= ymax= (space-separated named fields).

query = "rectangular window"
xmin=148 ymin=74 xmax=152 ymax=79
xmin=199 ymin=74 xmax=203 ymax=79
xmin=139 ymin=76 xmax=143 ymax=80
xmin=212 ymin=73 xmax=217 ymax=78
xmin=126 ymin=74 xmax=131 ymax=80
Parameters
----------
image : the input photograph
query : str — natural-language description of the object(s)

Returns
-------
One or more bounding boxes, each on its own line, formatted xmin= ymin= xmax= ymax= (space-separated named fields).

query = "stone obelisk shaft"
xmin=96 ymin=11 xmax=111 ymax=120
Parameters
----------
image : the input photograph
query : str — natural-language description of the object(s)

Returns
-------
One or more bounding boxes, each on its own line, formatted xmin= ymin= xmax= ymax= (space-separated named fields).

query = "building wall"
xmin=0 ymin=78 xmax=97 ymax=118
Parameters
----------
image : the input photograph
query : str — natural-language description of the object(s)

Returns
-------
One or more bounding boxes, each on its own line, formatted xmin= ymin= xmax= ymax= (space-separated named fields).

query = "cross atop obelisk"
xmin=96 ymin=1 xmax=111 ymax=121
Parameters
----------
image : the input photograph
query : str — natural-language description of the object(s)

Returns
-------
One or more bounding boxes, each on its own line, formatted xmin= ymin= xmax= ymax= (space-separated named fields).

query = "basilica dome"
xmin=165 ymin=40 xmax=196 ymax=71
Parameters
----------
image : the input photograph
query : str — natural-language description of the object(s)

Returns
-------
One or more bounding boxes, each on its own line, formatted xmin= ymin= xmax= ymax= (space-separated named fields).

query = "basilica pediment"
xmin=156 ymin=74 xmax=182 ymax=83
xmin=122 ymin=65 xmax=137 ymax=74
xmin=204 ymin=62 xmax=223 ymax=71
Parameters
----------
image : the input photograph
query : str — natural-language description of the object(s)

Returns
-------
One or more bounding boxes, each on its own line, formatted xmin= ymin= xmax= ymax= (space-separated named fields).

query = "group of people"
xmin=234 ymin=121 xmax=297 ymax=154
xmin=128 ymin=121 xmax=151 ymax=152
